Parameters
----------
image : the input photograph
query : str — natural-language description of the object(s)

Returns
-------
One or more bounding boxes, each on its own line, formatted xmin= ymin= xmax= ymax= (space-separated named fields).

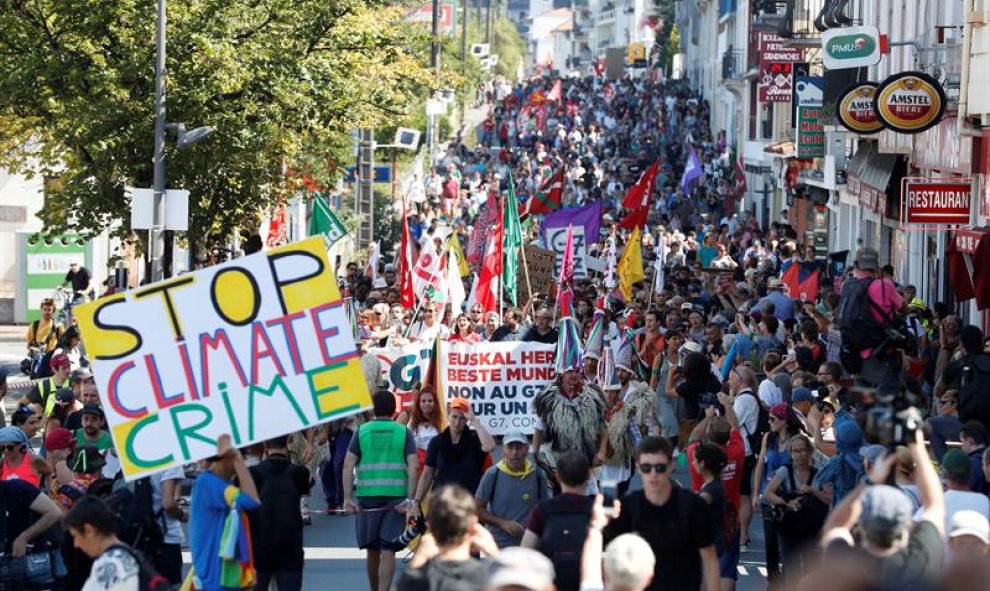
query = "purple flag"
xmin=680 ymin=146 xmax=704 ymax=194
xmin=542 ymin=201 xmax=603 ymax=279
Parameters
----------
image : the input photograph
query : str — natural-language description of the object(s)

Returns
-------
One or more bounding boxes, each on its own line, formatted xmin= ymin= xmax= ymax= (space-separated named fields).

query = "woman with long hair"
xmin=398 ymin=385 xmax=446 ymax=470
xmin=448 ymin=313 xmax=481 ymax=344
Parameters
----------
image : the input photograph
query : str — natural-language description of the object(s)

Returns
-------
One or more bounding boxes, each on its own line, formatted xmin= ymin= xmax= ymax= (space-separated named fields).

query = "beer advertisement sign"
xmin=874 ymin=72 xmax=946 ymax=134
xmin=837 ymin=83 xmax=883 ymax=134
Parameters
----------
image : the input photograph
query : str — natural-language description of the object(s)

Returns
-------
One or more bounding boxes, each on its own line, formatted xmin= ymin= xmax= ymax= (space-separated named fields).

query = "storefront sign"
xmin=822 ymin=25 xmax=881 ymax=70
xmin=955 ymin=229 xmax=986 ymax=255
xmin=902 ymin=177 xmax=973 ymax=228
xmin=759 ymin=34 xmax=800 ymax=104
xmin=797 ymin=106 xmax=826 ymax=159
xmin=875 ymin=72 xmax=946 ymax=134
xmin=837 ymin=83 xmax=884 ymax=134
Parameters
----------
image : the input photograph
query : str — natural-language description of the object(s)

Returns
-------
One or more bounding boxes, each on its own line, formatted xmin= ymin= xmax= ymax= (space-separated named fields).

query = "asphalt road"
xmin=0 ymin=344 xmax=769 ymax=590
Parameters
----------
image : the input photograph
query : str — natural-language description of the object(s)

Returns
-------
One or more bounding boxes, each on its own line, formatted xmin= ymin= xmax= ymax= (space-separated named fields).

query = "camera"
xmin=394 ymin=514 xmax=426 ymax=548
xmin=850 ymin=386 xmax=923 ymax=447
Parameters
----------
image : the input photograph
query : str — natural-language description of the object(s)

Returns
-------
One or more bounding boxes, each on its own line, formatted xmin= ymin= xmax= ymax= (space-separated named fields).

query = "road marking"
xmin=181 ymin=548 xmax=414 ymax=563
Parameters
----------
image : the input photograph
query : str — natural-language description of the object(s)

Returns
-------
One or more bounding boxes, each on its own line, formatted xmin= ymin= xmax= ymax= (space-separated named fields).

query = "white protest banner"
xmin=74 ymin=237 xmax=372 ymax=480
xmin=439 ymin=341 xmax=556 ymax=434
xmin=369 ymin=341 xmax=434 ymax=400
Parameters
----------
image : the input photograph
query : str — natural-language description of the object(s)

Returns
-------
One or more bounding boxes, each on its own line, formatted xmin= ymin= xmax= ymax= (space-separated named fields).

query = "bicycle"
xmin=52 ymin=285 xmax=85 ymax=327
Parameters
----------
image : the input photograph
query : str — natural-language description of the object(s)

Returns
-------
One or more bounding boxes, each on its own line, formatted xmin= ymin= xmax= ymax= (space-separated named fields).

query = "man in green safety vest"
xmin=26 ymin=353 xmax=71 ymax=426
xmin=343 ymin=389 xmax=418 ymax=591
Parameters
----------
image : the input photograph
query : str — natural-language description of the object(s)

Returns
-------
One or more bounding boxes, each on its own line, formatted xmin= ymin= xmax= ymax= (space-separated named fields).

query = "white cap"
xmin=949 ymin=510 xmax=990 ymax=544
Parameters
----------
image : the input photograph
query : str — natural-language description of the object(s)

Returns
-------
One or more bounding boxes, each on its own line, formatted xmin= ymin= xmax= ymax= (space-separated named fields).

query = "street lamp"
xmin=149 ymin=0 xmax=214 ymax=283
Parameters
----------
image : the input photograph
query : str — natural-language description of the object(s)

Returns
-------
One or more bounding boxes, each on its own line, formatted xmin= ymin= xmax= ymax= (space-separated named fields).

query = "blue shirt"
xmin=758 ymin=291 xmax=797 ymax=322
xmin=190 ymin=471 xmax=261 ymax=591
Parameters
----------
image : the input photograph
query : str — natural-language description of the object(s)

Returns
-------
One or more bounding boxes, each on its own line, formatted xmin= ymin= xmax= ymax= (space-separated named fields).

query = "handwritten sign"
xmin=440 ymin=342 xmax=556 ymax=434
xmin=75 ymin=237 xmax=372 ymax=480
xmin=519 ymin=245 xmax=556 ymax=302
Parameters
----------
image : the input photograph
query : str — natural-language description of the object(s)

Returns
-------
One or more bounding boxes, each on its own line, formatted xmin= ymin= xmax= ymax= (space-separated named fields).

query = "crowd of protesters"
xmin=339 ymin=67 xmax=990 ymax=591
xmin=4 ymin=62 xmax=990 ymax=591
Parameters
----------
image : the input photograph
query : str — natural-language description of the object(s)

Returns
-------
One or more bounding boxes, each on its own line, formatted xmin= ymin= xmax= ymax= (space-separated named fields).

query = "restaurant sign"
xmin=901 ymin=177 xmax=973 ymax=229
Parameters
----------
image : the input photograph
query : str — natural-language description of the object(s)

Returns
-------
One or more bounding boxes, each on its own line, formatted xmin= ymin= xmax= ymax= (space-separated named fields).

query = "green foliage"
xmin=0 ymin=0 xmax=436 ymax=249
xmin=654 ymin=0 xmax=677 ymax=72
xmin=492 ymin=17 xmax=525 ymax=80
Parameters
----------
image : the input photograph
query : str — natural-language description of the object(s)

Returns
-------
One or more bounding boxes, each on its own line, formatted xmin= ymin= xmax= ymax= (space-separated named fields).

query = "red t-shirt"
xmin=686 ymin=430 xmax=746 ymax=508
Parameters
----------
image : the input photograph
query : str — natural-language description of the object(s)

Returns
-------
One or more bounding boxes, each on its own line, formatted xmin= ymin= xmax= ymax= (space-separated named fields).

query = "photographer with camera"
xmin=837 ymin=247 xmax=906 ymax=396
xmin=818 ymin=428 xmax=945 ymax=591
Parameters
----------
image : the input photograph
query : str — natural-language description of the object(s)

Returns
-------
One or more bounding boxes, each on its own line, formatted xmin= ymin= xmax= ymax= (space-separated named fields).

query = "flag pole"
xmin=520 ymin=241 xmax=533 ymax=304
xmin=403 ymin=233 xmax=454 ymax=340
xmin=498 ymin=192 xmax=504 ymax=323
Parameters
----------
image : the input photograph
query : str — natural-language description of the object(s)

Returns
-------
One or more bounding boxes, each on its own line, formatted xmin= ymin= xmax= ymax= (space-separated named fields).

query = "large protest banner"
xmin=74 ymin=237 xmax=372 ymax=480
xmin=439 ymin=341 xmax=556 ymax=434
xmin=369 ymin=341 xmax=434 ymax=402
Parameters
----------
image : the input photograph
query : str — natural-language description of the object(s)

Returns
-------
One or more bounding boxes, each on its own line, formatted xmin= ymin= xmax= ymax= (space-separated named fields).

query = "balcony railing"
xmin=721 ymin=49 xmax=746 ymax=80
xmin=597 ymin=8 xmax=616 ymax=24
xmin=752 ymin=0 xmax=795 ymax=37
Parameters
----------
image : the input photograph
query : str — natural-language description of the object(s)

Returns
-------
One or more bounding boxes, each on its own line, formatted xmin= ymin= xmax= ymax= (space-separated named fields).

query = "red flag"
xmin=618 ymin=160 xmax=659 ymax=230
xmin=547 ymin=79 xmax=562 ymax=102
xmin=398 ymin=204 xmax=416 ymax=308
xmin=477 ymin=199 xmax=505 ymax=313
xmin=781 ymin=263 xmax=800 ymax=296
xmin=796 ymin=270 xmax=820 ymax=303
xmin=519 ymin=167 xmax=566 ymax=219
xmin=266 ymin=202 xmax=286 ymax=247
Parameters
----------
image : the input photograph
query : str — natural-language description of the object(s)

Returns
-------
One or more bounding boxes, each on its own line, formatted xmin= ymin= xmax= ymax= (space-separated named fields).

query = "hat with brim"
xmin=949 ymin=510 xmax=990 ymax=544
xmin=860 ymin=485 xmax=913 ymax=543
xmin=767 ymin=278 xmax=784 ymax=290
xmin=67 ymin=444 xmax=106 ymax=474
xmin=502 ymin=431 xmax=528 ymax=446
xmin=487 ymin=547 xmax=555 ymax=591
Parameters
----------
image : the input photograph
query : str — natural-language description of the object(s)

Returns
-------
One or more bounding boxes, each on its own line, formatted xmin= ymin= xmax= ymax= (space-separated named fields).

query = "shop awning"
xmin=859 ymin=152 xmax=901 ymax=192
xmin=948 ymin=228 xmax=990 ymax=310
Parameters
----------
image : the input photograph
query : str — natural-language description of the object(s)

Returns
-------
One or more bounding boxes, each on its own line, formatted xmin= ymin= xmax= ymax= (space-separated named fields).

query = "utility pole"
xmin=461 ymin=0 xmax=469 ymax=126
xmin=151 ymin=0 xmax=168 ymax=282
xmin=426 ymin=0 xmax=442 ymax=157
xmin=358 ymin=129 xmax=375 ymax=249
xmin=485 ymin=0 xmax=492 ymax=44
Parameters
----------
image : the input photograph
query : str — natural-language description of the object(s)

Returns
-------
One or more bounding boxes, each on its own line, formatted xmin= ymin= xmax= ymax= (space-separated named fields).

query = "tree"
xmin=0 ymin=0 xmax=436 ymax=249
xmin=654 ymin=0 xmax=677 ymax=74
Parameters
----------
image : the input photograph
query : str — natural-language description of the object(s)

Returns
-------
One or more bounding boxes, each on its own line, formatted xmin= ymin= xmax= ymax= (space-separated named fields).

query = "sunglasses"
xmin=939 ymin=399 xmax=955 ymax=406
xmin=1 ymin=445 xmax=19 ymax=452
xmin=638 ymin=462 xmax=668 ymax=474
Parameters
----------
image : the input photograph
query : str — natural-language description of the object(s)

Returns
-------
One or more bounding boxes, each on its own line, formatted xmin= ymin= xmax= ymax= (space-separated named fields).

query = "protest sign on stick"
xmin=518 ymin=245 xmax=556 ymax=302
xmin=75 ymin=237 xmax=372 ymax=480
xmin=439 ymin=341 xmax=556 ymax=434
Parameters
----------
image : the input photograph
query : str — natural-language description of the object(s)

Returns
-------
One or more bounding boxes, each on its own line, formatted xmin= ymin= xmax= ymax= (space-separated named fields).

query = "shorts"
xmin=739 ymin=455 xmax=757 ymax=497
xmin=718 ymin=528 xmax=741 ymax=580
xmin=355 ymin=499 xmax=407 ymax=551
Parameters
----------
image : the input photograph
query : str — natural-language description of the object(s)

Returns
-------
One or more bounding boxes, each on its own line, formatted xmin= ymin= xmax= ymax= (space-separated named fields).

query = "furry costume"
xmin=534 ymin=381 xmax=606 ymax=469
xmin=603 ymin=380 xmax=654 ymax=467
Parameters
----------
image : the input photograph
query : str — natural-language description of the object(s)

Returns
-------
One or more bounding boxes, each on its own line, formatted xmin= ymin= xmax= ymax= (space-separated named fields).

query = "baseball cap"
xmin=45 ymin=428 xmax=77 ymax=452
xmin=79 ymin=404 xmax=105 ymax=421
xmin=502 ymin=431 xmax=528 ymax=446
xmin=680 ymin=341 xmax=703 ymax=354
xmin=769 ymin=402 xmax=789 ymax=420
xmin=487 ymin=547 xmax=555 ymax=591
xmin=860 ymin=444 xmax=887 ymax=468
xmin=680 ymin=302 xmax=693 ymax=311
xmin=855 ymin=247 xmax=880 ymax=272
xmin=860 ymin=485 xmax=913 ymax=543
xmin=941 ymin=448 xmax=971 ymax=480
xmin=949 ymin=510 xmax=990 ymax=544
xmin=792 ymin=387 xmax=815 ymax=403
xmin=67 ymin=444 xmax=106 ymax=474
xmin=55 ymin=387 xmax=77 ymax=405
xmin=449 ymin=397 xmax=470 ymax=413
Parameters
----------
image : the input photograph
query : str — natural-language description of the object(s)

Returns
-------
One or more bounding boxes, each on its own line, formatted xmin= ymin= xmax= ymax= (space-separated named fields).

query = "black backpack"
xmin=738 ymin=390 xmax=770 ymax=456
xmin=254 ymin=460 xmax=303 ymax=556
xmin=958 ymin=355 xmax=990 ymax=427
xmin=837 ymin=277 xmax=897 ymax=354
xmin=84 ymin=476 xmax=164 ymax=556
xmin=538 ymin=496 xmax=595 ymax=591
xmin=106 ymin=544 xmax=171 ymax=591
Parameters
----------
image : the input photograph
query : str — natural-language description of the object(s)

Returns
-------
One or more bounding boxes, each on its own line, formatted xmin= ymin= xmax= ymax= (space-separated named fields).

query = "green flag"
xmin=309 ymin=193 xmax=347 ymax=246
xmin=502 ymin=173 xmax=523 ymax=306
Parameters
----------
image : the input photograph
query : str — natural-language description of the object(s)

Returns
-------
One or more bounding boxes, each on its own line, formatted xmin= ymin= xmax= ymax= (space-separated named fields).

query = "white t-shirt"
xmin=921 ymin=490 xmax=990 ymax=534
xmin=151 ymin=465 xmax=187 ymax=545
xmin=82 ymin=547 xmax=140 ymax=591
xmin=758 ymin=379 xmax=783 ymax=407
xmin=733 ymin=390 xmax=759 ymax=456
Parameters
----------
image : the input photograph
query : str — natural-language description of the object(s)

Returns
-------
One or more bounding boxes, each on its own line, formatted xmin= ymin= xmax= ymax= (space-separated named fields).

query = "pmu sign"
xmin=901 ymin=177 xmax=973 ymax=230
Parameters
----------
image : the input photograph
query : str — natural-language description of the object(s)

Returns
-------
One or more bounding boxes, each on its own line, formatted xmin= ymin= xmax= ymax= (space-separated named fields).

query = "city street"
xmin=3 ymin=337 xmax=770 ymax=591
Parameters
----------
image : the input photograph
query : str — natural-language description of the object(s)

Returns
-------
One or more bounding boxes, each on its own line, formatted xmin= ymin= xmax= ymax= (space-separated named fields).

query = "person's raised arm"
xmin=467 ymin=408 xmax=496 ymax=453
xmin=581 ymin=494 xmax=621 ymax=590
xmin=911 ymin=428 xmax=945 ymax=535
xmin=717 ymin=392 xmax=740 ymax=431
xmin=221 ymin=435 xmax=259 ymax=503
xmin=689 ymin=407 xmax=714 ymax=444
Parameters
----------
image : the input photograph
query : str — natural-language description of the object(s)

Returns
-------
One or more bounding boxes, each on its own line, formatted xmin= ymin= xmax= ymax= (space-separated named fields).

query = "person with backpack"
xmin=521 ymin=450 xmax=594 ymax=591
xmin=25 ymin=352 xmax=72 ymax=423
xmin=189 ymin=434 xmax=260 ymax=591
xmin=602 ymin=437 xmax=719 ymax=591
xmin=23 ymin=298 xmax=63 ymax=377
xmin=836 ymin=247 xmax=905 ymax=395
xmin=475 ymin=431 xmax=551 ymax=549
xmin=65 ymin=495 xmax=172 ymax=591
xmin=249 ymin=435 xmax=311 ymax=591
xmin=937 ymin=325 xmax=990 ymax=430
xmin=727 ymin=365 xmax=764 ymax=549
